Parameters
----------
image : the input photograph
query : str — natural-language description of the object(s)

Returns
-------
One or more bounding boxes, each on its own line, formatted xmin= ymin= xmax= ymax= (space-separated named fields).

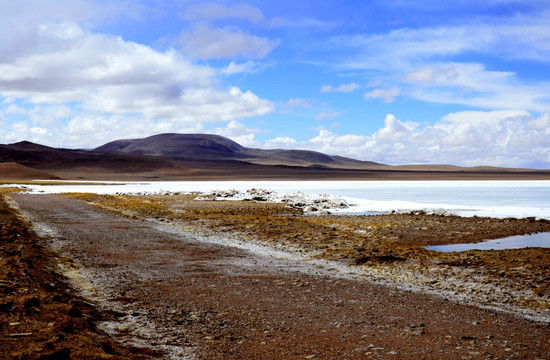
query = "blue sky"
xmin=1 ymin=0 xmax=550 ymax=167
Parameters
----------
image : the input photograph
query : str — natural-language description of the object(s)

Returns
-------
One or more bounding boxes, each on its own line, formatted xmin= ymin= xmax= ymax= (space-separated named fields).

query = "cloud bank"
xmin=264 ymin=111 xmax=550 ymax=168
xmin=0 ymin=18 xmax=273 ymax=147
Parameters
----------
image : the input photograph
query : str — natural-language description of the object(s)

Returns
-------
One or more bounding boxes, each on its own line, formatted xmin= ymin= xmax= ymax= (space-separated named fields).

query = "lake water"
xmin=8 ymin=180 xmax=550 ymax=220
xmin=426 ymin=232 xmax=550 ymax=252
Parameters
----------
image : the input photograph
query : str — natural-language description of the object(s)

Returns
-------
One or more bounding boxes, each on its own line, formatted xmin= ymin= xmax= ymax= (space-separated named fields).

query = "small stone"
xmin=6 ymin=333 xmax=33 ymax=337
xmin=304 ymin=356 xmax=316 ymax=359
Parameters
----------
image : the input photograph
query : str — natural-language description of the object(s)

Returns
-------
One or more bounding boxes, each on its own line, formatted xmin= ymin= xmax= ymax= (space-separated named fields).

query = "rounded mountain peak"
xmin=95 ymin=133 xmax=246 ymax=159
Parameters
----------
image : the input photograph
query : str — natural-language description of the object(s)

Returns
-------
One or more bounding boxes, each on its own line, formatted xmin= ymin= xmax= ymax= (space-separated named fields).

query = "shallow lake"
xmin=426 ymin=232 xmax=550 ymax=252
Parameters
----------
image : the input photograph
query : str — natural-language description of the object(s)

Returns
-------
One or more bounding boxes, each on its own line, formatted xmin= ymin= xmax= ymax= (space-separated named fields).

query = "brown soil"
xmin=0 ymin=192 xmax=160 ymax=359
xmin=3 ymin=192 xmax=550 ymax=359
xmin=51 ymin=166 xmax=550 ymax=181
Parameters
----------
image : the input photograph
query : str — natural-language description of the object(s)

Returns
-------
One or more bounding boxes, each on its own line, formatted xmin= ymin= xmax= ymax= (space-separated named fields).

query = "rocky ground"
xmin=0 ymin=190 xmax=159 ymax=359
xmin=68 ymin=193 xmax=550 ymax=318
xmin=1 ymin=191 xmax=550 ymax=359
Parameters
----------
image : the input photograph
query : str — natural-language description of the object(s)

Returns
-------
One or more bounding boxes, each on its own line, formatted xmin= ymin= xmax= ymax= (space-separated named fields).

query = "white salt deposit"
xmin=3 ymin=180 xmax=550 ymax=219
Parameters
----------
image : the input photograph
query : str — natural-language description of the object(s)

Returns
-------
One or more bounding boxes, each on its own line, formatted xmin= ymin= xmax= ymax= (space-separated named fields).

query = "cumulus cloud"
xmin=0 ymin=112 xmax=207 ymax=148
xmin=264 ymin=136 xmax=299 ymax=149
xmin=0 ymin=19 xmax=274 ymax=147
xmin=212 ymin=120 xmax=262 ymax=147
xmin=261 ymin=111 xmax=550 ymax=168
xmin=374 ymin=114 xmax=418 ymax=143
xmin=176 ymin=24 xmax=279 ymax=60
xmin=319 ymin=83 xmax=359 ymax=93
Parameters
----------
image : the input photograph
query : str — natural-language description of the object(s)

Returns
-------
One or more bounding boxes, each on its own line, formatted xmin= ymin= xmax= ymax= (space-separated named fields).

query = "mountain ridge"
xmin=94 ymin=133 xmax=382 ymax=168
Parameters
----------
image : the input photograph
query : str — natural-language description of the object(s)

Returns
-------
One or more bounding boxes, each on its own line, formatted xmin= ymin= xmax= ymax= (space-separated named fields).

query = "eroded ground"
xmin=0 ymin=190 xmax=157 ymax=359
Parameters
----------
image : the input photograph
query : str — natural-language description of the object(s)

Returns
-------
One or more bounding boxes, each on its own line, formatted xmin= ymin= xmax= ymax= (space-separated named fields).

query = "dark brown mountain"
xmin=94 ymin=133 xmax=381 ymax=168
xmin=0 ymin=140 xmax=188 ymax=178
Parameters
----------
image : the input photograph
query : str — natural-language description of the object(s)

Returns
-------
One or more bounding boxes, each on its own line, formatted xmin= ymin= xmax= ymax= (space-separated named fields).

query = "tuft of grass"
xmin=0 ymin=186 xmax=25 ymax=194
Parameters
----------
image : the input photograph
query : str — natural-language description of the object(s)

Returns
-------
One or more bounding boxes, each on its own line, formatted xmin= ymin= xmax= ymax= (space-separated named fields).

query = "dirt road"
xmin=11 ymin=194 xmax=550 ymax=359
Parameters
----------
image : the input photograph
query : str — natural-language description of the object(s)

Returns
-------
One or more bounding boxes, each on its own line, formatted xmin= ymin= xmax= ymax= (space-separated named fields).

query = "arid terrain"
xmin=1 ymin=189 xmax=549 ymax=359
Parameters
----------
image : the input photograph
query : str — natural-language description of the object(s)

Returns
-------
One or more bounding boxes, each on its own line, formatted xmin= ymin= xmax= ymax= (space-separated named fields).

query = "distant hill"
xmin=0 ymin=141 xmax=188 ymax=176
xmin=95 ymin=133 xmax=382 ymax=168
xmin=0 ymin=162 xmax=60 ymax=180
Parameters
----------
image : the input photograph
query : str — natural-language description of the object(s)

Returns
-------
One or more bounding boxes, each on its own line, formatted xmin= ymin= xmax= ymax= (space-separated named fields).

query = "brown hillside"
xmin=0 ymin=162 xmax=61 ymax=180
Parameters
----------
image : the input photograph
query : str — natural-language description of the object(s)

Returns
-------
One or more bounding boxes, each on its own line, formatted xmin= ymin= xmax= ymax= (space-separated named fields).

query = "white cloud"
xmin=364 ymin=87 xmax=400 ymax=103
xmin=6 ymin=104 xmax=27 ymax=115
xmin=261 ymin=111 xmax=550 ymax=168
xmin=63 ymin=114 xmax=206 ymax=148
xmin=176 ymin=24 xmax=279 ymax=60
xmin=0 ymin=20 xmax=275 ymax=146
xmin=402 ymin=63 xmax=550 ymax=111
xmin=334 ymin=12 xmax=550 ymax=70
xmin=212 ymin=120 xmax=261 ymax=147
xmin=28 ymin=105 xmax=73 ymax=126
xmin=221 ymin=61 xmax=266 ymax=75
xmin=213 ymin=120 xmax=259 ymax=137
xmin=0 ymin=21 xmax=213 ymax=104
xmin=30 ymin=126 xmax=49 ymax=135
xmin=332 ymin=134 xmax=369 ymax=147
xmin=264 ymin=136 xmax=299 ymax=149
xmin=328 ymin=11 xmax=550 ymax=112
xmin=374 ymin=114 xmax=418 ymax=143
xmin=320 ymin=83 xmax=359 ymax=93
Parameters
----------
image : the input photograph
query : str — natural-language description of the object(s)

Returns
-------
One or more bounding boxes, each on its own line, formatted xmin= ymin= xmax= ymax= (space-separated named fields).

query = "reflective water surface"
xmin=426 ymin=232 xmax=550 ymax=252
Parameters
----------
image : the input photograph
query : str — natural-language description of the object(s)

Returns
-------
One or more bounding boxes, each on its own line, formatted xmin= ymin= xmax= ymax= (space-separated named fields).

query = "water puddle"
xmin=426 ymin=232 xmax=550 ymax=252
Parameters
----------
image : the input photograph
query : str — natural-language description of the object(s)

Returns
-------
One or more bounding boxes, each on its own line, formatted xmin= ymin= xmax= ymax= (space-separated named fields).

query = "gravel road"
xmin=12 ymin=194 xmax=550 ymax=359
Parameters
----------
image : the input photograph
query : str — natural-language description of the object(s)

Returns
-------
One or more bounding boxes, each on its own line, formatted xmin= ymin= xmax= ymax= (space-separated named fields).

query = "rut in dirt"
xmin=11 ymin=193 xmax=550 ymax=360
